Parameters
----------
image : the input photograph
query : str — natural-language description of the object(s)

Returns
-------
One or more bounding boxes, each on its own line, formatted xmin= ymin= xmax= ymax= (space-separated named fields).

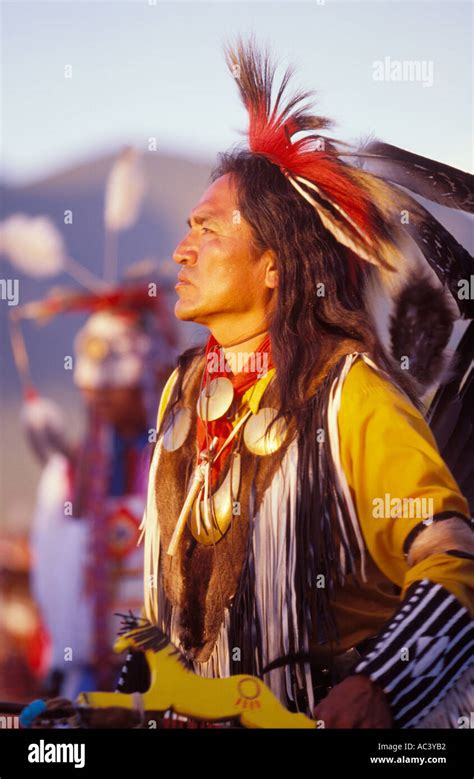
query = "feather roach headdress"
xmin=225 ymin=40 xmax=474 ymax=320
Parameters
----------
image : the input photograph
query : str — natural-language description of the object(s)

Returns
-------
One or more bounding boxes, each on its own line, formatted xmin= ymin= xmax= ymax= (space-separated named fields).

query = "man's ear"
xmin=263 ymin=250 xmax=278 ymax=289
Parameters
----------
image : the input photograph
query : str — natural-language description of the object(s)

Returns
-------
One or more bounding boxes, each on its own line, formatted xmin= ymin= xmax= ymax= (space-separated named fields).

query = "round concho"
xmin=243 ymin=407 xmax=287 ymax=456
xmin=162 ymin=406 xmax=192 ymax=452
xmin=189 ymin=452 xmax=241 ymax=545
xmin=196 ymin=376 xmax=234 ymax=422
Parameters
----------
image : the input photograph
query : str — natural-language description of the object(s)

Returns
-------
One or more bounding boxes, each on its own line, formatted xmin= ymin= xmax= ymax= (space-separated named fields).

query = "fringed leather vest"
xmin=141 ymin=346 xmax=399 ymax=714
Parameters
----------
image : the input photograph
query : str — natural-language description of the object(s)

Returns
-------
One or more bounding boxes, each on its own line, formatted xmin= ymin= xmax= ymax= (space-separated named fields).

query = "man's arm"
xmin=315 ymin=519 xmax=474 ymax=728
xmin=316 ymin=361 xmax=474 ymax=728
xmin=351 ymin=517 xmax=474 ymax=728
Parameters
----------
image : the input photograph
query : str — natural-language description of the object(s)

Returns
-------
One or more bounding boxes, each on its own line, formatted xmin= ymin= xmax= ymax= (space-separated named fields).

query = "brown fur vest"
xmin=152 ymin=337 xmax=388 ymax=664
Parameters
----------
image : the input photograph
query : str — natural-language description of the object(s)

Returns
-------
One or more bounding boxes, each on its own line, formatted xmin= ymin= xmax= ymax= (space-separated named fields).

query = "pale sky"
xmin=1 ymin=0 xmax=472 ymax=184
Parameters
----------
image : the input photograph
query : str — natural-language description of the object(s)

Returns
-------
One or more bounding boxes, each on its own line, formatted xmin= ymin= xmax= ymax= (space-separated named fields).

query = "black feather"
xmin=389 ymin=275 xmax=455 ymax=388
xmin=357 ymin=141 xmax=474 ymax=212
xmin=398 ymin=192 xmax=474 ymax=318
xmin=428 ymin=322 xmax=474 ymax=512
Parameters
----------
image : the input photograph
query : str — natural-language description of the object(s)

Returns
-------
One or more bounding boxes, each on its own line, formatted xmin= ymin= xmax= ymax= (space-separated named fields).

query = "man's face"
xmin=173 ymin=173 xmax=275 ymax=325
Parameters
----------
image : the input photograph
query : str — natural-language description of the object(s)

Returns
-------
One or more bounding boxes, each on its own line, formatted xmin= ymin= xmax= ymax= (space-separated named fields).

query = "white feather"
xmin=415 ymin=664 xmax=474 ymax=728
xmin=21 ymin=395 xmax=71 ymax=463
xmin=104 ymin=147 xmax=146 ymax=232
xmin=0 ymin=214 xmax=65 ymax=277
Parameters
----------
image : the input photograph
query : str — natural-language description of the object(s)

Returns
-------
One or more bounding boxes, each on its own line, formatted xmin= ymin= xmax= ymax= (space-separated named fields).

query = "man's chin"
xmin=174 ymin=300 xmax=203 ymax=323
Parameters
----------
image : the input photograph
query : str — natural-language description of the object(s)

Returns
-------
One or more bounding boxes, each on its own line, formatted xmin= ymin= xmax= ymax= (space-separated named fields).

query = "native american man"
xmin=139 ymin=42 xmax=474 ymax=728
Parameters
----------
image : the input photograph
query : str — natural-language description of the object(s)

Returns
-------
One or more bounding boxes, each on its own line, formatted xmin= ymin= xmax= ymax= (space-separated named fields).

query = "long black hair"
xmin=162 ymin=150 xmax=421 ymax=438
xmin=211 ymin=150 xmax=421 ymax=420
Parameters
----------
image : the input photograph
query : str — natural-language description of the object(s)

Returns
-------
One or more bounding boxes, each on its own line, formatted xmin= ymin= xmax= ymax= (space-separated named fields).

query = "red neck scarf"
xmin=196 ymin=333 xmax=273 ymax=484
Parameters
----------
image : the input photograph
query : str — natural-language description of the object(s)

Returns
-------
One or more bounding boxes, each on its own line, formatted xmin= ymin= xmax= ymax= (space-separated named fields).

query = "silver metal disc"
xmin=189 ymin=451 xmax=242 ymax=546
xmin=162 ymin=406 xmax=192 ymax=452
xmin=196 ymin=376 xmax=234 ymax=422
xmin=243 ymin=407 xmax=287 ymax=456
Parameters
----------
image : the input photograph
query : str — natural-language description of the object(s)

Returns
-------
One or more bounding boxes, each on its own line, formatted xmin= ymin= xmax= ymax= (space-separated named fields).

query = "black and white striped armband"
xmin=354 ymin=579 xmax=474 ymax=729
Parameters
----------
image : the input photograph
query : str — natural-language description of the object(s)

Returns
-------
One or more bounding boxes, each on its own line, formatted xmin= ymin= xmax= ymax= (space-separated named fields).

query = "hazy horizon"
xmin=2 ymin=0 xmax=472 ymax=186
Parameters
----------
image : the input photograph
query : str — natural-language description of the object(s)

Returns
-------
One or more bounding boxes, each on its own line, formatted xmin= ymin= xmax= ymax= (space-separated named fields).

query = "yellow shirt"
xmin=156 ymin=358 xmax=473 ymax=615
xmin=338 ymin=360 xmax=472 ymax=614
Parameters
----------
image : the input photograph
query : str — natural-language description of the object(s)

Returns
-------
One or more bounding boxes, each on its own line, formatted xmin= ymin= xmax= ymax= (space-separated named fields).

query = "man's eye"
xmin=201 ymin=226 xmax=213 ymax=235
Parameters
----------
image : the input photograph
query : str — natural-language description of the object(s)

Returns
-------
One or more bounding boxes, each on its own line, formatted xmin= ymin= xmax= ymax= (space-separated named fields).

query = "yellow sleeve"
xmin=338 ymin=359 xmax=473 ymax=614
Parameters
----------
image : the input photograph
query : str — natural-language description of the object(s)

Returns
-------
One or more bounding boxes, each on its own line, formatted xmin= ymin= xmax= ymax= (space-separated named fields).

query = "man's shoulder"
xmin=341 ymin=357 xmax=418 ymax=418
xmin=344 ymin=357 xmax=393 ymax=396
xmin=156 ymin=368 xmax=179 ymax=427
xmin=157 ymin=352 xmax=205 ymax=426
xmin=161 ymin=366 xmax=180 ymax=398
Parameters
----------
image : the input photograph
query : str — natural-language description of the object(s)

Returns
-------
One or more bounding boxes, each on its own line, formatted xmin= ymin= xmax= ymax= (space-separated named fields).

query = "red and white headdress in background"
xmin=2 ymin=147 xmax=177 ymax=460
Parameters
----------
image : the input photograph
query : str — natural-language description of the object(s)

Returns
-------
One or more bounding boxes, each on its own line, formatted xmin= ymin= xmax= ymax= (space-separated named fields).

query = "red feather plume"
xmin=224 ymin=39 xmax=474 ymax=317
xmin=225 ymin=40 xmax=375 ymax=243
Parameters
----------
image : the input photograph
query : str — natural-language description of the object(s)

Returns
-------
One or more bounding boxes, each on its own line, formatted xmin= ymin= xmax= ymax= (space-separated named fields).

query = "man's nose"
xmin=173 ymin=235 xmax=197 ymax=265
